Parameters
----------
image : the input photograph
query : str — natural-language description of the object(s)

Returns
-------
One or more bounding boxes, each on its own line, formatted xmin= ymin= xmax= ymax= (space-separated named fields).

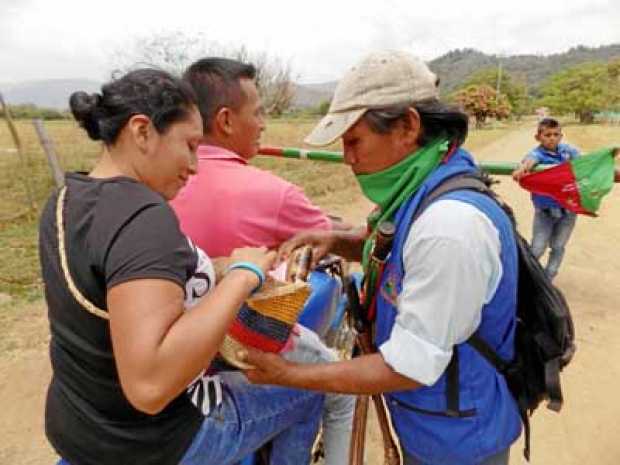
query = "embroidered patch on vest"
xmin=380 ymin=263 xmax=400 ymax=306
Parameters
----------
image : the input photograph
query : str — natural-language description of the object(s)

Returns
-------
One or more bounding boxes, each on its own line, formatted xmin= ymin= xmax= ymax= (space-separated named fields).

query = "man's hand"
xmin=328 ymin=214 xmax=354 ymax=231
xmin=278 ymin=230 xmax=337 ymax=268
xmin=240 ymin=349 xmax=297 ymax=386
xmin=279 ymin=227 xmax=368 ymax=266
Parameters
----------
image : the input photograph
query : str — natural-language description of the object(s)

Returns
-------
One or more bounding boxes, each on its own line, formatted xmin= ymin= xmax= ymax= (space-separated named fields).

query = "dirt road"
xmin=1 ymin=123 xmax=619 ymax=464
xmin=473 ymin=126 xmax=620 ymax=465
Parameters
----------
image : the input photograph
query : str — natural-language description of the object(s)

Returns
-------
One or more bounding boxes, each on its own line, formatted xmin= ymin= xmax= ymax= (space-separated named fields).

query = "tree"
xmin=538 ymin=60 xmax=620 ymax=123
xmin=111 ymin=31 xmax=296 ymax=116
xmin=318 ymin=100 xmax=331 ymax=115
xmin=461 ymin=67 xmax=530 ymax=118
xmin=243 ymin=49 xmax=295 ymax=116
xmin=454 ymin=85 xmax=512 ymax=127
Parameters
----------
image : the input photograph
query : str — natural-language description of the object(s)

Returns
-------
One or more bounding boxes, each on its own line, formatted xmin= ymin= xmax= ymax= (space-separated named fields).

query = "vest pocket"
xmin=389 ymin=396 xmax=477 ymax=418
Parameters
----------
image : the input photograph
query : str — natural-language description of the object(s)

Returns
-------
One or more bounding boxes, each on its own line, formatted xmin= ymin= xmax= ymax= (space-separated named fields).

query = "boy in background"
xmin=513 ymin=118 xmax=580 ymax=280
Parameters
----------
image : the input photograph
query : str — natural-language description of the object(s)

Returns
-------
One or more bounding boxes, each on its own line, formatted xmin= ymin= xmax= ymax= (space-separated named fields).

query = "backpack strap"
xmin=444 ymin=348 xmax=462 ymax=417
xmin=468 ymin=333 xmax=509 ymax=372
xmin=544 ymin=357 xmax=563 ymax=412
xmin=471 ymin=334 xmax=533 ymax=461
xmin=411 ymin=174 xmax=492 ymax=224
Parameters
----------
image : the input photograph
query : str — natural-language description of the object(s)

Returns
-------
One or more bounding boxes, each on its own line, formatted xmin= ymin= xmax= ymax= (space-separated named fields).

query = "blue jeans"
xmin=180 ymin=370 xmax=323 ymax=465
xmin=404 ymin=448 xmax=510 ymax=465
xmin=181 ymin=326 xmax=353 ymax=465
xmin=531 ymin=207 xmax=577 ymax=280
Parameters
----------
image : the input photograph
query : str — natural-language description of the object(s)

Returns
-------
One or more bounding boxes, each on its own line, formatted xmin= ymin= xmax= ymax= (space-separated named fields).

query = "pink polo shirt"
xmin=170 ymin=145 xmax=331 ymax=258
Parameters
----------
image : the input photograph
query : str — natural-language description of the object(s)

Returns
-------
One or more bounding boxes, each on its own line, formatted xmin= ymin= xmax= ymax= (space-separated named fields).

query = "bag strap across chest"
xmin=56 ymin=186 xmax=109 ymax=320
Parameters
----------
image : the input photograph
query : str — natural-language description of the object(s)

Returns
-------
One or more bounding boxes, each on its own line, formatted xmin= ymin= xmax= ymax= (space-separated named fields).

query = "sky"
xmin=1 ymin=0 xmax=619 ymax=84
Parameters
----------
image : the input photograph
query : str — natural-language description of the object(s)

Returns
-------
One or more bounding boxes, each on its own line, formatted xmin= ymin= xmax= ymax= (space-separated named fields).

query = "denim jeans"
xmin=403 ymin=448 xmax=510 ymax=465
xmin=530 ymin=207 xmax=577 ymax=280
xmin=180 ymin=326 xmax=353 ymax=465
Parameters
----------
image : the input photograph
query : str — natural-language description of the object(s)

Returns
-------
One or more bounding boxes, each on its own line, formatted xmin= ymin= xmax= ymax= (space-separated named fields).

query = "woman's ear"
xmin=214 ymin=107 xmax=234 ymax=136
xmin=126 ymin=114 xmax=153 ymax=153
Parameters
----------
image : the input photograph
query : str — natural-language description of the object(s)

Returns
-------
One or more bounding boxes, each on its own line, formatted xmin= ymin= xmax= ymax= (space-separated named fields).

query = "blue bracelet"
xmin=226 ymin=261 xmax=265 ymax=294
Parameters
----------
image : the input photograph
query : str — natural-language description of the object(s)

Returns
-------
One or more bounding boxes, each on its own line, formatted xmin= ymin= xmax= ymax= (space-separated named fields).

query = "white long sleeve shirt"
xmin=379 ymin=199 xmax=503 ymax=386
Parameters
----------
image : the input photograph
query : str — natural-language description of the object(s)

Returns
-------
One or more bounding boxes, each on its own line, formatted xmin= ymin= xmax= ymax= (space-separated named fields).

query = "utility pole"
xmin=496 ymin=56 xmax=503 ymax=100
xmin=493 ymin=53 xmax=507 ymax=128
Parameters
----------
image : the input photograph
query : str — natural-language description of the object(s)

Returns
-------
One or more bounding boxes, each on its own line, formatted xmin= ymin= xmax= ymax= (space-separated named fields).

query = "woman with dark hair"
xmin=242 ymin=51 xmax=522 ymax=465
xmin=39 ymin=68 xmax=324 ymax=465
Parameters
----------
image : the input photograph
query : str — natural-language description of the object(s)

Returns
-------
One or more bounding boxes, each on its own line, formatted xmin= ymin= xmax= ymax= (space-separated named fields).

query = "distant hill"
xmin=4 ymin=44 xmax=620 ymax=110
xmin=291 ymin=82 xmax=337 ymax=108
xmin=1 ymin=79 xmax=101 ymax=110
xmin=294 ymin=44 xmax=620 ymax=107
xmin=429 ymin=44 xmax=620 ymax=95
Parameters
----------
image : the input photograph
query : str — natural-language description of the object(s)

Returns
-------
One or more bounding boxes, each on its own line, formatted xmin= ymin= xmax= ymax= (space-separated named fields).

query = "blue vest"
xmin=374 ymin=149 xmax=522 ymax=465
xmin=528 ymin=144 xmax=578 ymax=210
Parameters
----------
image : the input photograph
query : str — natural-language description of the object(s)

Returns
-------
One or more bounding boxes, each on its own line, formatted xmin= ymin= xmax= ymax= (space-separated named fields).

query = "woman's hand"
xmin=230 ymin=246 xmax=277 ymax=275
xmin=211 ymin=257 xmax=232 ymax=281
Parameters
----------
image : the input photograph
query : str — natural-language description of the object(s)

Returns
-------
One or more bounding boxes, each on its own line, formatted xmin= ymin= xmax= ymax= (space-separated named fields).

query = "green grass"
xmin=0 ymin=120 xmax=101 ymax=300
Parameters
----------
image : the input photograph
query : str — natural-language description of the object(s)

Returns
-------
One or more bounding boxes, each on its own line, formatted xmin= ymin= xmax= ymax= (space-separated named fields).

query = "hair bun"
xmin=69 ymin=91 xmax=103 ymax=140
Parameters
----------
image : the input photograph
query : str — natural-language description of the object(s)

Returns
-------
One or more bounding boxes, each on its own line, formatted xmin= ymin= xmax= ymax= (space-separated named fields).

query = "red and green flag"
xmin=519 ymin=147 xmax=618 ymax=216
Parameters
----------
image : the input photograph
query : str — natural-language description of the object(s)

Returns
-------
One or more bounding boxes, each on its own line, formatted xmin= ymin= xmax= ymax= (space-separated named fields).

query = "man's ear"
xmin=214 ymin=107 xmax=234 ymax=136
xmin=402 ymin=107 xmax=422 ymax=148
xmin=535 ymin=132 xmax=541 ymax=142
xmin=126 ymin=114 xmax=153 ymax=153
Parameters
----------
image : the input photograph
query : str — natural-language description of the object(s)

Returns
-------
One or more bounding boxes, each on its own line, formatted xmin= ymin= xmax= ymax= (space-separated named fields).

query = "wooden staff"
xmin=348 ymin=221 xmax=402 ymax=465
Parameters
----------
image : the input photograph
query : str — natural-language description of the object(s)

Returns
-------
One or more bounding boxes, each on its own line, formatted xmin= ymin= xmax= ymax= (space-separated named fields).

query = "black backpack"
xmin=414 ymin=172 xmax=576 ymax=461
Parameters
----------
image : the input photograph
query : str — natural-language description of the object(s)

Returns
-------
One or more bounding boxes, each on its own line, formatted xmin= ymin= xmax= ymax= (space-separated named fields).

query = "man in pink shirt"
xmin=170 ymin=57 xmax=352 ymax=465
xmin=171 ymin=58 xmax=331 ymax=258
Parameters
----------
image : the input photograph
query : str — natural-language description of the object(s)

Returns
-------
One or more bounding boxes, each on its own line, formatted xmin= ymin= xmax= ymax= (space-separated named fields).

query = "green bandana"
xmin=358 ymin=138 xmax=449 ymax=271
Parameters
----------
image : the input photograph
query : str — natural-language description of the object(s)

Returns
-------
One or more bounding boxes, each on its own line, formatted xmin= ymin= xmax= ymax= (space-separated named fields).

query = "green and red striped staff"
xmin=259 ymin=146 xmax=345 ymax=164
xmin=259 ymin=146 xmax=536 ymax=174
xmin=258 ymin=146 xmax=619 ymax=215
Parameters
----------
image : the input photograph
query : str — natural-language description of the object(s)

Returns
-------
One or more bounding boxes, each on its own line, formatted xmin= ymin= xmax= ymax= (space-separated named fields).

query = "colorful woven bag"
xmin=219 ymin=247 xmax=313 ymax=368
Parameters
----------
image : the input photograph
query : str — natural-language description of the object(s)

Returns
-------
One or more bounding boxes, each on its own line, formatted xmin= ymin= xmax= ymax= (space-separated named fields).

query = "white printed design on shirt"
xmin=183 ymin=237 xmax=222 ymax=416
xmin=187 ymin=372 xmax=223 ymax=416
xmin=184 ymin=237 xmax=216 ymax=309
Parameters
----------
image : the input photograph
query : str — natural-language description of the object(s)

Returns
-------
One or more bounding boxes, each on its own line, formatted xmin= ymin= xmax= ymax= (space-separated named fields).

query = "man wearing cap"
xmin=243 ymin=50 xmax=522 ymax=465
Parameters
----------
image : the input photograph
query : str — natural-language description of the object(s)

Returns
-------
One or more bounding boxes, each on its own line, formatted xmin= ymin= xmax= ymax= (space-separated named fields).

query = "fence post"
xmin=32 ymin=118 xmax=64 ymax=188
xmin=0 ymin=92 xmax=37 ymax=213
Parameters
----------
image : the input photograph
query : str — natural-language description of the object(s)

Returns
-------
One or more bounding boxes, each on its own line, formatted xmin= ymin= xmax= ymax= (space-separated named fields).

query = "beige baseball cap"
xmin=305 ymin=50 xmax=440 ymax=146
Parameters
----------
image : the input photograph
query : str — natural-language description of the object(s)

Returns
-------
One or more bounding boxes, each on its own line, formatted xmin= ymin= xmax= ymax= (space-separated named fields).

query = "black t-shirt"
xmin=39 ymin=173 xmax=205 ymax=465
